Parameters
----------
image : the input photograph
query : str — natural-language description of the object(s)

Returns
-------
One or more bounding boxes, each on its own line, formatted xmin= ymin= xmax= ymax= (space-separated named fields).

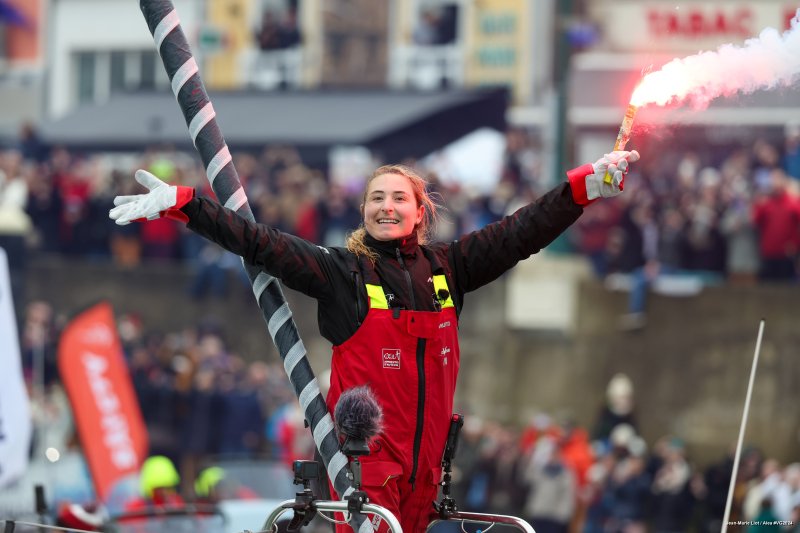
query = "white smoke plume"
xmin=632 ymin=9 xmax=800 ymax=108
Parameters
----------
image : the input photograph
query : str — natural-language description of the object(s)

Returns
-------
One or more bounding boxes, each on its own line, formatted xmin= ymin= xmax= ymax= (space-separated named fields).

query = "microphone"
xmin=334 ymin=385 xmax=384 ymax=444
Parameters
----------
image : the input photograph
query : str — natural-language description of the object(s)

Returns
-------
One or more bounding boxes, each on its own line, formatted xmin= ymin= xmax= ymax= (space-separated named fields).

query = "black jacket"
xmin=183 ymin=182 xmax=583 ymax=345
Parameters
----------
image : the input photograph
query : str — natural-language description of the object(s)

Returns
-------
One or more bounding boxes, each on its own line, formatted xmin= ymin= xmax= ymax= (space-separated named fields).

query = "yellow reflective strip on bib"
xmin=433 ymin=275 xmax=454 ymax=308
xmin=366 ymin=284 xmax=388 ymax=309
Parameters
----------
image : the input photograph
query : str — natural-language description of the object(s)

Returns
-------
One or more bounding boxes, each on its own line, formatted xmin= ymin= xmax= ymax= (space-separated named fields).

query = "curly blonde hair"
xmin=345 ymin=164 xmax=440 ymax=261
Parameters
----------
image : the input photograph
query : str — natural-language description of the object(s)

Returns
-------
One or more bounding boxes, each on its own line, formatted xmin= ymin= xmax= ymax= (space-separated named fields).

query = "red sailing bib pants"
xmin=327 ymin=275 xmax=460 ymax=533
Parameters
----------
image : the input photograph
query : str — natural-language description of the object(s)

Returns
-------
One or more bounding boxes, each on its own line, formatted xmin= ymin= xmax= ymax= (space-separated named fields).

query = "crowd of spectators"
xmin=4 ymin=123 xmax=800 ymax=329
xmin=0 ymin=127 xmax=549 ymax=287
xmin=18 ymin=299 xmax=800 ymax=532
xmin=572 ymin=127 xmax=800 ymax=329
xmin=3 ymin=123 xmax=800 ymax=332
xmin=3 ymin=125 xmax=800 ymax=278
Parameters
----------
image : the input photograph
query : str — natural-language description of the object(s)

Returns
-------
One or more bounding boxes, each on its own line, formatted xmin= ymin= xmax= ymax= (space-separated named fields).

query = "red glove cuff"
xmin=566 ymin=163 xmax=596 ymax=206
xmin=163 ymin=208 xmax=189 ymax=223
xmin=161 ymin=186 xmax=194 ymax=224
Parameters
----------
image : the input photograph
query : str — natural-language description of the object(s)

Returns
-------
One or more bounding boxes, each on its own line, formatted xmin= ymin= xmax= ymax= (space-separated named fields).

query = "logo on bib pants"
xmin=382 ymin=349 xmax=401 ymax=369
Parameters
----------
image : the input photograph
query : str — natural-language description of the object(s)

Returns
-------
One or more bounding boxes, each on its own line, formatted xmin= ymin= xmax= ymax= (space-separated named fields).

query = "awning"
xmin=39 ymin=88 xmax=508 ymax=163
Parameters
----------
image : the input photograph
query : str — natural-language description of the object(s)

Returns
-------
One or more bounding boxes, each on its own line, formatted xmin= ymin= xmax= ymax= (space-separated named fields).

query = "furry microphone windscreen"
xmin=334 ymin=385 xmax=384 ymax=442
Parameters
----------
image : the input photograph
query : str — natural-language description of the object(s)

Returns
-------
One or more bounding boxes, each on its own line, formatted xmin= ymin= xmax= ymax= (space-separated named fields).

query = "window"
xmin=76 ymin=51 xmax=96 ymax=104
xmin=140 ymin=51 xmax=156 ymax=89
xmin=73 ymin=50 xmax=169 ymax=107
xmin=413 ymin=2 xmax=460 ymax=46
xmin=110 ymin=51 xmax=126 ymax=91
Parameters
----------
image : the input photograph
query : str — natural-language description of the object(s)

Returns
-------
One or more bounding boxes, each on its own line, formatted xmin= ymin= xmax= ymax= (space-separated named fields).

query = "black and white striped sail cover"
xmin=138 ymin=2 xmax=371 ymax=532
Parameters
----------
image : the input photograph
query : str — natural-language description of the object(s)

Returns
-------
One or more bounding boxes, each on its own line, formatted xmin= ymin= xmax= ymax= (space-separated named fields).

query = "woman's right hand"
xmin=108 ymin=169 xmax=194 ymax=225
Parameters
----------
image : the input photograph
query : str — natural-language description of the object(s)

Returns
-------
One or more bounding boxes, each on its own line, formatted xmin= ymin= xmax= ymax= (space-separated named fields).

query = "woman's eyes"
xmin=370 ymin=195 xmax=408 ymax=202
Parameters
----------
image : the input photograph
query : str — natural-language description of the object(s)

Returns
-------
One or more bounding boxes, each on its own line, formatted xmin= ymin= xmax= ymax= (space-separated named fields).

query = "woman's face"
xmin=362 ymin=173 xmax=424 ymax=241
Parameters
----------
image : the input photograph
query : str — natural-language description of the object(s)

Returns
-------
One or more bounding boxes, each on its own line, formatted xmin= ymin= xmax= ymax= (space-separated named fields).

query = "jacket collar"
xmin=364 ymin=231 xmax=419 ymax=258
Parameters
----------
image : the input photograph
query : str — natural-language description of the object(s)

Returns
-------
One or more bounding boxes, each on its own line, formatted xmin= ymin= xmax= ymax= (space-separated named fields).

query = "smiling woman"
xmin=345 ymin=165 xmax=438 ymax=262
xmin=363 ymin=173 xmax=424 ymax=240
xmin=108 ymin=149 xmax=639 ymax=533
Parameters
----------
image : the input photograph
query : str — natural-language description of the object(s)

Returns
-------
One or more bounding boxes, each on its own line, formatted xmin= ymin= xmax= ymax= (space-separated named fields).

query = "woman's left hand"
xmin=568 ymin=150 xmax=640 ymax=205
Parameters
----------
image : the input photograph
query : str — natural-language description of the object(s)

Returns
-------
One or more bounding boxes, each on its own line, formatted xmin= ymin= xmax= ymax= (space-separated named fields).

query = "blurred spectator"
xmin=583 ymin=453 xmax=616 ymax=533
xmin=614 ymin=200 xmax=659 ymax=330
xmin=520 ymin=412 xmax=559 ymax=456
xmin=462 ymin=428 xmax=496 ymax=513
xmin=216 ymin=360 xmax=266 ymax=458
xmin=413 ymin=6 xmax=457 ymax=45
xmin=571 ymin=198 xmax=623 ymax=278
xmin=188 ymin=244 xmax=248 ymax=300
xmin=592 ymin=374 xmax=637 ymax=446
xmin=80 ymin=159 xmax=115 ymax=259
xmin=295 ymin=183 xmax=361 ymax=246
xmin=556 ymin=419 xmax=594 ymax=533
xmin=193 ymin=466 xmax=258 ymax=503
xmin=742 ymin=458 xmax=782 ymax=520
xmin=0 ymin=150 xmax=29 ymax=211
xmin=0 ymin=148 xmax=32 ymax=310
xmin=752 ymin=140 xmax=782 ymax=194
xmin=682 ymin=168 xmax=726 ymax=273
xmin=18 ymin=122 xmax=47 ymax=163
xmin=752 ymin=169 xmax=800 ymax=281
xmin=785 ymin=122 xmax=800 ymax=180
xmin=503 ymin=129 xmax=544 ymax=193
xmin=414 ymin=9 xmax=443 ymax=45
xmin=255 ymin=7 xmax=302 ymax=51
xmin=280 ymin=7 xmax=302 ymax=48
xmin=523 ymin=436 xmax=576 ymax=533
xmin=607 ymin=196 xmax=651 ymax=276
xmin=649 ymin=437 xmax=696 ymax=533
xmin=20 ymin=300 xmax=58 ymax=388
xmin=124 ymin=455 xmax=184 ymax=512
xmin=719 ymin=181 xmax=759 ymax=285
xmin=747 ymin=498 xmax=779 ymax=533
xmin=701 ymin=450 xmax=735 ymax=533
xmin=604 ymin=438 xmax=650 ymax=533
xmin=771 ymin=463 xmax=800 ymax=523
xmin=450 ymin=415 xmax=485 ymax=508
xmin=274 ymin=402 xmax=315 ymax=468
xmin=484 ymin=424 xmax=527 ymax=515
xmin=179 ymin=368 xmax=220 ymax=495
xmin=255 ymin=11 xmax=283 ymax=51
xmin=25 ymin=162 xmax=62 ymax=254
xmin=51 ymin=149 xmax=92 ymax=255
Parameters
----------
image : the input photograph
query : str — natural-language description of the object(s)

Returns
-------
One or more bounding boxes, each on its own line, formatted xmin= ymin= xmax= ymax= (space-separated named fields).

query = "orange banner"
xmin=58 ymin=302 xmax=148 ymax=501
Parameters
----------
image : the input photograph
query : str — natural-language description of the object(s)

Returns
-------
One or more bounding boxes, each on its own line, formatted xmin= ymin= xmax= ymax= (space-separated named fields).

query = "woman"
xmin=109 ymin=151 xmax=639 ymax=533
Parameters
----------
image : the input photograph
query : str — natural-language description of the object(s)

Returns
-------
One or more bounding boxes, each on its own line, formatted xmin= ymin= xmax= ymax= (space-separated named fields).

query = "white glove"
xmin=589 ymin=150 xmax=640 ymax=199
xmin=109 ymin=169 xmax=194 ymax=225
xmin=568 ymin=150 xmax=640 ymax=205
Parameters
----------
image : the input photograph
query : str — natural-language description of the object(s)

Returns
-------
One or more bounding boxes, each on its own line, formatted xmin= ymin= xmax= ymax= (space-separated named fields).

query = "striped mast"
xmin=138 ymin=3 xmax=370 ymax=532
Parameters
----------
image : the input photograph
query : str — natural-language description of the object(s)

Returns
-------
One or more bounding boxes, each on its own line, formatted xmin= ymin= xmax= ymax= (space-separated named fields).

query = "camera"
xmin=293 ymin=460 xmax=320 ymax=484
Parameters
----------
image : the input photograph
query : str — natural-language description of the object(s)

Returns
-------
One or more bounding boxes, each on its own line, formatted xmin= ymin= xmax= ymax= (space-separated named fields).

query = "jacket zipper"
xmin=352 ymin=271 xmax=362 ymax=326
xmin=395 ymin=247 xmax=416 ymax=309
xmin=396 ymin=247 xmax=424 ymax=489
